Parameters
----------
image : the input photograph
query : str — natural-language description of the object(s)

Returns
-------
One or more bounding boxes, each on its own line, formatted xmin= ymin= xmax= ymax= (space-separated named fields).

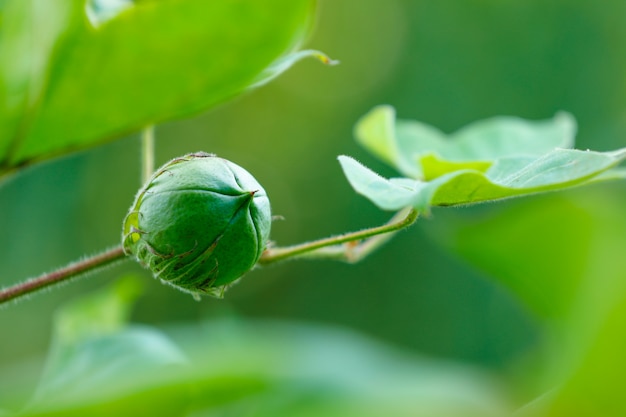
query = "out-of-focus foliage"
xmin=0 ymin=0 xmax=319 ymax=178
xmin=430 ymin=188 xmax=626 ymax=417
xmin=10 ymin=280 xmax=507 ymax=417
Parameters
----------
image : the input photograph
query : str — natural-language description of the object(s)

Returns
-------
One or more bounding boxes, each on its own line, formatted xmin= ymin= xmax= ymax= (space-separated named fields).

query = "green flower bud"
xmin=122 ymin=152 xmax=271 ymax=298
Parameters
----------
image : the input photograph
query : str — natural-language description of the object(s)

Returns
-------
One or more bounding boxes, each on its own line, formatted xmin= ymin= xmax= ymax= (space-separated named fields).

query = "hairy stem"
xmin=141 ymin=125 xmax=155 ymax=184
xmin=0 ymin=208 xmax=417 ymax=304
xmin=259 ymin=207 xmax=418 ymax=265
xmin=0 ymin=246 xmax=127 ymax=305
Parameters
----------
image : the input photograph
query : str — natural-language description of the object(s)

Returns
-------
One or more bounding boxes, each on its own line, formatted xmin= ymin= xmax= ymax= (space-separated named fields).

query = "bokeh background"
xmin=2 ymin=0 xmax=626 ymax=411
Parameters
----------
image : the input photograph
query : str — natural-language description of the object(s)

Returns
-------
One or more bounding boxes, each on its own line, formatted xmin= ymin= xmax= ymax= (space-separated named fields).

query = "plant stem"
xmin=259 ymin=207 xmax=418 ymax=265
xmin=0 ymin=208 xmax=418 ymax=304
xmin=141 ymin=125 xmax=155 ymax=184
xmin=0 ymin=246 xmax=127 ymax=305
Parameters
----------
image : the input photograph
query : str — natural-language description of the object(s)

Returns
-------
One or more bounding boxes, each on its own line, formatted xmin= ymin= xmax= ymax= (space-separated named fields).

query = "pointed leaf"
xmin=338 ymin=155 xmax=422 ymax=211
xmin=0 ymin=0 xmax=318 ymax=177
xmin=355 ymin=105 xmax=576 ymax=180
xmin=340 ymin=149 xmax=626 ymax=211
xmin=347 ymin=108 xmax=625 ymax=211
xmin=249 ymin=49 xmax=338 ymax=89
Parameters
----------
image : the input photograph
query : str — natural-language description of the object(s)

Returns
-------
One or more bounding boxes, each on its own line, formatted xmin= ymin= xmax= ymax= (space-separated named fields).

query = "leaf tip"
xmin=553 ymin=111 xmax=578 ymax=147
xmin=313 ymin=52 xmax=340 ymax=66
xmin=353 ymin=105 xmax=398 ymax=163
xmin=337 ymin=154 xmax=360 ymax=171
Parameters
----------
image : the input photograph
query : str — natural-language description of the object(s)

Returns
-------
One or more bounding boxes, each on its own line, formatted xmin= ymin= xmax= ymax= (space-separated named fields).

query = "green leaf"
xmin=427 ymin=189 xmax=626 ymax=417
xmin=338 ymin=155 xmax=422 ymax=211
xmin=0 ymin=0 xmax=321 ymax=178
xmin=14 ymin=319 xmax=511 ymax=417
xmin=0 ymin=0 xmax=78 ymax=161
xmin=28 ymin=327 xmax=188 ymax=411
xmin=343 ymin=107 xmax=626 ymax=211
xmin=339 ymin=150 xmax=626 ymax=211
xmin=13 ymin=282 xmax=508 ymax=416
xmin=426 ymin=195 xmax=596 ymax=319
xmin=23 ymin=278 xmax=188 ymax=415
xmin=170 ymin=320 xmax=509 ymax=417
xmin=355 ymin=105 xmax=576 ymax=180
xmin=249 ymin=49 xmax=339 ymax=89
xmin=542 ymin=194 xmax=626 ymax=417
xmin=52 ymin=276 xmax=142 ymax=345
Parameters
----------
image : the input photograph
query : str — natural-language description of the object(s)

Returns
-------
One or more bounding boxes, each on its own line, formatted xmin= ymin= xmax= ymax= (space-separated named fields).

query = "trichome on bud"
xmin=122 ymin=152 xmax=271 ymax=297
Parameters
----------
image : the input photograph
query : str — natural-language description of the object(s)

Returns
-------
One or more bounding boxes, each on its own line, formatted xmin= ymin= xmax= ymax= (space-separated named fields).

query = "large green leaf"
xmin=0 ymin=0 xmax=323 ymax=178
xmin=426 ymin=195 xmax=595 ymax=320
xmin=354 ymin=105 xmax=576 ymax=180
xmin=9 ymin=281 xmax=508 ymax=417
xmin=341 ymin=107 xmax=626 ymax=211
xmin=0 ymin=0 xmax=76 ymax=161
xmin=25 ymin=277 xmax=187 ymax=411
xmin=429 ymin=190 xmax=626 ymax=417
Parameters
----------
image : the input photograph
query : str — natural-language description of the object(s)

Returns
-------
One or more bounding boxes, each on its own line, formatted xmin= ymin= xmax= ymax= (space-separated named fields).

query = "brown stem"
xmin=0 ymin=246 xmax=127 ymax=304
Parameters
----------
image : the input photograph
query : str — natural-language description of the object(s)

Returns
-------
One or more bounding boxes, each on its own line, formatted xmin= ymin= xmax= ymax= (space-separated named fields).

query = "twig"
xmin=0 ymin=246 xmax=127 ymax=305
xmin=259 ymin=207 xmax=418 ymax=264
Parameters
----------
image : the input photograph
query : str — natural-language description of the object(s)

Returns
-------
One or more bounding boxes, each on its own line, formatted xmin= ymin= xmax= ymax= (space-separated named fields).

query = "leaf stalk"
xmin=259 ymin=207 xmax=418 ymax=264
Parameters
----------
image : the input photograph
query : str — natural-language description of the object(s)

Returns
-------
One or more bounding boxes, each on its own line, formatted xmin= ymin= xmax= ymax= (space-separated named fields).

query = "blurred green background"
xmin=2 ymin=0 xmax=626 ymax=412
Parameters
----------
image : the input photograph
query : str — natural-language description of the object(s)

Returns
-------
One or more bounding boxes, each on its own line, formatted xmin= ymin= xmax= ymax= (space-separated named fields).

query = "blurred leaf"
xmin=0 ymin=0 xmax=319 ymax=178
xmin=427 ymin=188 xmax=626 ymax=416
xmin=11 ymin=281 xmax=510 ymax=416
xmin=26 ymin=327 xmax=188 ymax=413
xmin=425 ymin=195 xmax=595 ymax=319
xmin=173 ymin=320 xmax=510 ymax=417
xmin=542 ymin=193 xmax=626 ymax=417
xmin=85 ymin=0 xmax=133 ymax=26
xmin=341 ymin=107 xmax=626 ymax=211
xmin=249 ymin=48 xmax=338 ymax=89
xmin=16 ymin=319 xmax=511 ymax=416
xmin=52 ymin=276 xmax=142 ymax=345
xmin=0 ymin=0 xmax=78 ymax=160
xmin=24 ymin=277 xmax=187 ymax=413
